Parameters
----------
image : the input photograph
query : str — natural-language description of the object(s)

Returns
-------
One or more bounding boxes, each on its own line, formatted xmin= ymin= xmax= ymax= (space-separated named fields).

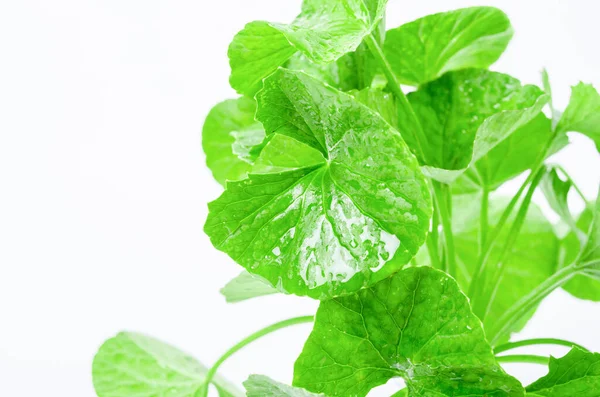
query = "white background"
xmin=1 ymin=0 xmax=600 ymax=396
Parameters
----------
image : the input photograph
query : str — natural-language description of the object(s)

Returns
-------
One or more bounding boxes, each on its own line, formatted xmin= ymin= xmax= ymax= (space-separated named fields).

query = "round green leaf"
xmin=293 ymin=267 xmax=524 ymax=396
xmin=204 ymin=69 xmax=432 ymax=299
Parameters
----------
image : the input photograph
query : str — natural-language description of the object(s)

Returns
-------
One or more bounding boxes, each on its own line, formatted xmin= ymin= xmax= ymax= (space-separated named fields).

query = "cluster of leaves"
xmin=92 ymin=1 xmax=600 ymax=396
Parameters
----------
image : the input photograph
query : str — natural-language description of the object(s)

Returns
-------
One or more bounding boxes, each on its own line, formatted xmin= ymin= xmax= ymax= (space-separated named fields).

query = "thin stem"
xmin=494 ymin=338 xmax=588 ymax=354
xmin=469 ymin=127 xmax=557 ymax=300
xmin=489 ymin=264 xmax=580 ymax=346
xmin=432 ymin=181 xmax=457 ymax=277
xmin=426 ymin=213 xmax=441 ymax=270
xmin=197 ymin=316 xmax=314 ymax=396
xmin=480 ymin=185 xmax=489 ymax=252
xmin=364 ymin=34 xmax=430 ymax=164
xmin=496 ymin=354 xmax=549 ymax=365
xmin=474 ymin=168 xmax=545 ymax=320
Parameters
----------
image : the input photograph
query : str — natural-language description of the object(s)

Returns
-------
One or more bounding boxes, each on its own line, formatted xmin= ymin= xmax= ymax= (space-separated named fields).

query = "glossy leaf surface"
xmin=384 ymin=7 xmax=513 ymax=86
xmin=408 ymin=69 xmax=548 ymax=183
xmin=205 ymin=69 xmax=432 ymax=299
xmin=228 ymin=0 xmax=387 ymax=96
xmin=293 ymin=267 xmax=524 ymax=396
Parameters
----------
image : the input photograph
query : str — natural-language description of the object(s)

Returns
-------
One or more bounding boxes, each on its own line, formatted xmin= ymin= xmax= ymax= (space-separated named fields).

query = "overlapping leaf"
xmin=228 ymin=0 xmax=387 ymax=96
xmin=92 ymin=332 xmax=242 ymax=397
xmin=205 ymin=69 xmax=432 ymax=299
xmin=526 ymin=348 xmax=600 ymax=396
xmin=384 ymin=7 xmax=513 ymax=86
xmin=202 ymin=97 xmax=265 ymax=185
xmin=407 ymin=69 xmax=548 ymax=183
xmin=293 ymin=267 xmax=524 ymax=396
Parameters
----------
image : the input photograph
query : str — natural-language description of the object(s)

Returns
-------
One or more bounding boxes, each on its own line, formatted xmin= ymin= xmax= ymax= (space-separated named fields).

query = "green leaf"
xmin=252 ymin=134 xmax=326 ymax=174
xmin=526 ymin=348 xmax=600 ymax=396
xmin=350 ymin=88 xmax=398 ymax=127
xmin=205 ymin=69 xmax=432 ymax=299
xmin=228 ymin=0 xmax=387 ymax=96
xmin=293 ymin=267 xmax=524 ymax=396
xmin=541 ymin=165 xmax=583 ymax=240
xmin=472 ymin=114 xmax=556 ymax=191
xmin=92 ymin=332 xmax=242 ymax=397
xmin=581 ymin=189 xmax=600 ymax=264
xmin=560 ymin=206 xmax=600 ymax=301
xmin=202 ymin=97 xmax=265 ymax=186
xmin=407 ymin=69 xmax=548 ymax=184
xmin=384 ymin=7 xmax=513 ymax=86
xmin=556 ymin=83 xmax=600 ymax=152
xmin=220 ymin=271 xmax=279 ymax=303
xmin=452 ymin=195 xmax=560 ymax=343
xmin=244 ymin=375 xmax=325 ymax=397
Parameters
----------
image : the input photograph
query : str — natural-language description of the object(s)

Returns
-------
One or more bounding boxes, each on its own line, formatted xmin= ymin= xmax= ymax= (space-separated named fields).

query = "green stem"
xmin=489 ymin=264 xmax=580 ymax=346
xmin=432 ymin=181 xmax=457 ymax=277
xmin=480 ymin=185 xmax=489 ymax=252
xmin=468 ymin=126 xmax=557 ymax=300
xmin=197 ymin=316 xmax=314 ymax=396
xmin=364 ymin=34 xmax=430 ymax=164
xmin=426 ymin=210 xmax=442 ymax=270
xmin=496 ymin=354 xmax=549 ymax=365
xmin=474 ymin=168 xmax=545 ymax=320
xmin=494 ymin=338 xmax=588 ymax=354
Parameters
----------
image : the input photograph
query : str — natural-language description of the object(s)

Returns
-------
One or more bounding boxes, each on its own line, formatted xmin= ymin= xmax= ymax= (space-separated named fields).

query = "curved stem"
xmin=364 ymin=34 xmax=430 ymax=164
xmin=473 ymin=168 xmax=545 ymax=320
xmin=480 ymin=184 xmax=489 ymax=251
xmin=197 ymin=315 xmax=314 ymax=396
xmin=495 ymin=338 xmax=588 ymax=354
xmin=489 ymin=264 xmax=580 ymax=346
xmin=496 ymin=354 xmax=549 ymax=365
xmin=469 ymin=128 xmax=557 ymax=301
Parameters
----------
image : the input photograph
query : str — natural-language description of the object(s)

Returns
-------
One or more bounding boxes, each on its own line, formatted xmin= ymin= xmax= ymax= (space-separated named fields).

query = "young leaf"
xmin=556 ymin=83 xmax=600 ymax=152
xmin=205 ymin=69 xmax=432 ymax=299
xmin=384 ymin=7 xmax=513 ymax=86
xmin=244 ymin=375 xmax=324 ymax=397
xmin=452 ymin=195 xmax=560 ymax=343
xmin=526 ymin=348 xmax=600 ymax=396
xmin=220 ymin=271 xmax=278 ymax=303
xmin=408 ymin=69 xmax=548 ymax=183
xmin=252 ymin=134 xmax=326 ymax=174
xmin=202 ymin=97 xmax=265 ymax=186
xmin=293 ymin=267 xmax=524 ymax=396
xmin=560 ymin=207 xmax=600 ymax=301
xmin=92 ymin=332 xmax=242 ymax=397
xmin=228 ymin=0 xmax=387 ymax=96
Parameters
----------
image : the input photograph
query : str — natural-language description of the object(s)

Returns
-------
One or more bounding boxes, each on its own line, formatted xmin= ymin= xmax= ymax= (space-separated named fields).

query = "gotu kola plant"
xmin=92 ymin=2 xmax=600 ymax=396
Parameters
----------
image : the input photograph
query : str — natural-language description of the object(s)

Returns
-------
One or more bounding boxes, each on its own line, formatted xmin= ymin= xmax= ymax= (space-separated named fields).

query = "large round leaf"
xmin=204 ymin=69 xmax=432 ymax=299
xmin=293 ymin=267 xmax=524 ymax=396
